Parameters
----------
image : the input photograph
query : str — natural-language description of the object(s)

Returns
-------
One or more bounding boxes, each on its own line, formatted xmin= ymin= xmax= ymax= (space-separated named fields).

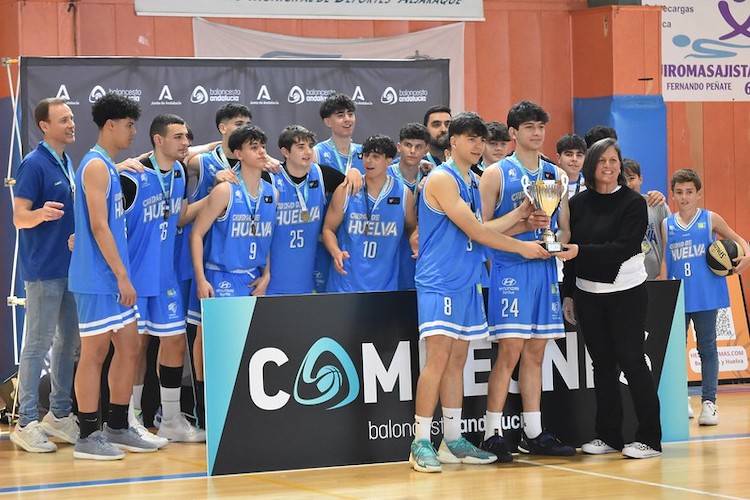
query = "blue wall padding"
xmin=574 ymin=95 xmax=667 ymax=196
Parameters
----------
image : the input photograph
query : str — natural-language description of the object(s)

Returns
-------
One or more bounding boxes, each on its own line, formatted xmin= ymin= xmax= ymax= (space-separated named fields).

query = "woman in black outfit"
xmin=561 ymin=138 xmax=662 ymax=459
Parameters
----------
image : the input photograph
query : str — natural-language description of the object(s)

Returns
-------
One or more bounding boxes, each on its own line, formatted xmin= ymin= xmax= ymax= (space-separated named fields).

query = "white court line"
xmin=514 ymin=458 xmax=748 ymax=500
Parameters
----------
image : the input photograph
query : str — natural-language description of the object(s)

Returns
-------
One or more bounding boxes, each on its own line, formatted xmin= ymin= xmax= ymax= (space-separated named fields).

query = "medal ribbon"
xmin=149 ymin=154 xmax=175 ymax=220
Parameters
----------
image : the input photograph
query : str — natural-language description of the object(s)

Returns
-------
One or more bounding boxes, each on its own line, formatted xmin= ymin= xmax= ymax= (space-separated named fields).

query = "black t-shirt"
xmin=120 ymin=158 xmax=188 ymax=210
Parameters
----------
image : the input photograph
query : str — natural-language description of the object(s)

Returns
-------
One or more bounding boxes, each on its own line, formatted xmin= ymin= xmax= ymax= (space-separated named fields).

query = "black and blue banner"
xmin=202 ymin=281 xmax=688 ymax=476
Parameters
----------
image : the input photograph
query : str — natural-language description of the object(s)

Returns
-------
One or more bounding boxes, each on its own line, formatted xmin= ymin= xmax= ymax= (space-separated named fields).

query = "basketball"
xmin=706 ymin=239 xmax=744 ymax=276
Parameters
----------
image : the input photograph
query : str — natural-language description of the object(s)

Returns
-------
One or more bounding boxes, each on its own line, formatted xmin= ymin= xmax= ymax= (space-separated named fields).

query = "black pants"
xmin=574 ymin=283 xmax=662 ymax=451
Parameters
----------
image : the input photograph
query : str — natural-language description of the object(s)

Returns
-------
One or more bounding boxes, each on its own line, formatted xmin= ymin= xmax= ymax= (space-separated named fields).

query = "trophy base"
xmin=541 ymin=241 xmax=564 ymax=253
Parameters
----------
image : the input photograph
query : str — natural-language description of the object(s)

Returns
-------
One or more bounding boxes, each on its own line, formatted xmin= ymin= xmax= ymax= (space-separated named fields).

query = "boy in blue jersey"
xmin=478 ymin=121 xmax=512 ymax=171
xmin=69 ymin=93 xmax=159 ymax=460
xmin=410 ymin=112 xmax=550 ymax=473
xmin=556 ymin=134 xmax=587 ymax=200
xmin=266 ymin=125 xmax=361 ymax=295
xmin=323 ymin=135 xmax=416 ymax=292
xmin=478 ymin=101 xmax=575 ymax=460
xmin=314 ymin=93 xmax=364 ymax=174
xmin=660 ymin=169 xmax=749 ymax=425
xmin=121 ymin=114 xmax=206 ymax=445
xmin=422 ymin=105 xmax=452 ymax=168
xmin=390 ymin=123 xmax=430 ymax=289
xmin=191 ymin=124 xmax=276 ymax=302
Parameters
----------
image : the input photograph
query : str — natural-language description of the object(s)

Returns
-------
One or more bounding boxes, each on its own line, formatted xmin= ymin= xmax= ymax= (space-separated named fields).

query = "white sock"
xmin=414 ymin=414 xmax=432 ymax=441
xmin=522 ymin=411 xmax=542 ymax=439
xmin=442 ymin=407 xmax=462 ymax=442
xmin=484 ymin=411 xmax=503 ymax=440
xmin=160 ymin=386 xmax=182 ymax=422
xmin=132 ymin=384 xmax=144 ymax=411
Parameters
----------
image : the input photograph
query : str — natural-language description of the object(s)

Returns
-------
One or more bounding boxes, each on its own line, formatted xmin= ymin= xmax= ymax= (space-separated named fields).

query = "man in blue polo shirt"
xmin=10 ymin=97 xmax=80 ymax=453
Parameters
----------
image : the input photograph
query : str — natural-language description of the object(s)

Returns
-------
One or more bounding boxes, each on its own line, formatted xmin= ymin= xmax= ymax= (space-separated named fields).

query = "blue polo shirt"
xmin=15 ymin=142 xmax=76 ymax=281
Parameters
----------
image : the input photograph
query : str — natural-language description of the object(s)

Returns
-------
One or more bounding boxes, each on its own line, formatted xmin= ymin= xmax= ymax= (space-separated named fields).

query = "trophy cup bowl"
xmin=521 ymin=174 xmax=567 ymax=253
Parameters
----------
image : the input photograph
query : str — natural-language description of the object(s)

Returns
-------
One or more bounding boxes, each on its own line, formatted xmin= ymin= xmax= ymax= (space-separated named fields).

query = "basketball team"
xmin=10 ymin=92 xmax=749 ymax=470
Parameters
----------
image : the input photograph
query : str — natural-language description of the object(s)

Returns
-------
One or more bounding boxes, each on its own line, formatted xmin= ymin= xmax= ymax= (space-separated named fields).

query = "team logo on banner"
xmin=55 ymin=84 xmax=79 ymax=106
xmin=287 ymin=85 xmax=305 ymax=104
xmin=380 ymin=87 xmax=398 ymax=105
xmin=351 ymin=85 xmax=372 ymax=106
xmin=380 ymin=86 xmax=429 ymax=104
xmin=89 ymin=85 xmax=107 ymax=103
xmin=151 ymin=84 xmax=182 ymax=106
xmin=293 ymin=337 xmax=360 ymax=410
xmin=191 ymin=85 xmax=209 ymax=104
xmin=250 ymin=84 xmax=279 ymax=106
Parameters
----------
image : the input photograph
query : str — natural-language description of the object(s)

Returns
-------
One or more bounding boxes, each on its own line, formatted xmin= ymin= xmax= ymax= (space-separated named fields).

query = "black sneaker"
xmin=518 ymin=431 xmax=575 ymax=456
xmin=479 ymin=434 xmax=513 ymax=463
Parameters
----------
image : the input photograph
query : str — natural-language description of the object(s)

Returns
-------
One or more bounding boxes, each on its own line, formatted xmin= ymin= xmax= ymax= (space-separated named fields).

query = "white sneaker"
xmin=688 ymin=397 xmax=694 ymax=419
xmin=698 ymin=400 xmax=719 ymax=426
xmin=10 ymin=421 xmax=57 ymax=453
xmin=130 ymin=418 xmax=169 ymax=449
xmin=41 ymin=412 xmax=79 ymax=444
xmin=622 ymin=442 xmax=662 ymax=459
xmin=157 ymin=413 xmax=206 ymax=443
xmin=581 ymin=439 xmax=619 ymax=455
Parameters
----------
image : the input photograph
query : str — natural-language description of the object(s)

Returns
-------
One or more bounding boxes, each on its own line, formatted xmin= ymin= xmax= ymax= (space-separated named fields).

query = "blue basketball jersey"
xmin=314 ymin=139 xmax=364 ymax=174
xmin=174 ymin=225 xmax=192 ymax=281
xmin=205 ymin=178 xmax=276 ymax=278
xmin=389 ymin=163 xmax=421 ymax=290
xmin=68 ymin=147 xmax=130 ymax=295
xmin=665 ymin=209 xmax=729 ymax=313
xmin=193 ymin=145 xmax=236 ymax=202
xmin=266 ymin=165 xmax=328 ymax=295
xmin=415 ymin=162 xmax=484 ymax=293
xmin=490 ymin=154 xmax=561 ymax=268
xmin=122 ymin=162 xmax=186 ymax=296
xmin=327 ymin=176 xmax=407 ymax=292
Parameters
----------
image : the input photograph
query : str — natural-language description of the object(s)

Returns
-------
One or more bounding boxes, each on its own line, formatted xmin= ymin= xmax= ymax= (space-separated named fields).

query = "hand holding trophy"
xmin=521 ymin=172 xmax=568 ymax=253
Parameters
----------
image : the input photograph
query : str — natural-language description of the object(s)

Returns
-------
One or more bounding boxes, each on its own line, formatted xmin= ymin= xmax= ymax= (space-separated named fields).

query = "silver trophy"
xmin=521 ymin=173 xmax=568 ymax=253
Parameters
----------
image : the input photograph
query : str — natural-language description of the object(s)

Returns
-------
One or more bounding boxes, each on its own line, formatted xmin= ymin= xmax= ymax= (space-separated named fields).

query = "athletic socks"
xmin=442 ymin=407 xmax=462 ymax=442
xmin=108 ymin=403 xmax=129 ymax=430
xmin=159 ymin=365 xmax=183 ymax=422
xmin=484 ymin=411 xmax=503 ymax=440
xmin=78 ymin=411 xmax=99 ymax=439
xmin=522 ymin=411 xmax=542 ymax=439
xmin=128 ymin=384 xmax=144 ymax=425
xmin=414 ymin=414 xmax=432 ymax=441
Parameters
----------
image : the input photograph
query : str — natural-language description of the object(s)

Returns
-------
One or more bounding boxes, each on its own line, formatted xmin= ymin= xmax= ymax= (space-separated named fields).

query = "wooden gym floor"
xmin=1 ymin=385 xmax=749 ymax=499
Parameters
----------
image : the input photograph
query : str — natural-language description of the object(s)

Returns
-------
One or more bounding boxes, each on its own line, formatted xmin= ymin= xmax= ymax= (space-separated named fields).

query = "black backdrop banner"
xmin=202 ymin=281 xmax=688 ymax=476
xmin=19 ymin=57 xmax=450 ymax=163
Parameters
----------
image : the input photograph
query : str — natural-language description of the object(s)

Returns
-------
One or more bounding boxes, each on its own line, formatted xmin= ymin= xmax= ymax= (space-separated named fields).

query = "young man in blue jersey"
xmin=410 ymin=112 xmax=550 ymax=473
xmin=191 ymin=124 xmax=276 ymax=300
xmin=660 ymin=169 xmax=749 ymax=425
xmin=556 ymin=134 xmax=587 ymax=199
xmin=479 ymin=121 xmax=512 ymax=171
xmin=266 ymin=125 xmax=361 ymax=295
xmin=10 ymin=98 xmax=80 ymax=453
xmin=323 ymin=134 xmax=416 ymax=292
xmin=121 ymin=114 xmax=206 ymax=445
xmin=478 ymin=101 xmax=576 ymax=460
xmin=69 ymin=92 xmax=159 ymax=460
xmin=314 ymin=93 xmax=364 ymax=174
xmin=390 ymin=123 xmax=430 ymax=289
xmin=422 ymin=105 xmax=452 ymax=168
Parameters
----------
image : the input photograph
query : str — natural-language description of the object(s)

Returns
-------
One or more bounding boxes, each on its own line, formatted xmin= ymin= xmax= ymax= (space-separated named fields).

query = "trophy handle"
xmin=521 ymin=175 xmax=534 ymax=202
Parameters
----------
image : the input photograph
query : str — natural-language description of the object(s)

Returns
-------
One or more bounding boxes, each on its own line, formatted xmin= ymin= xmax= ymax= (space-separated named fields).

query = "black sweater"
xmin=562 ymin=185 xmax=647 ymax=298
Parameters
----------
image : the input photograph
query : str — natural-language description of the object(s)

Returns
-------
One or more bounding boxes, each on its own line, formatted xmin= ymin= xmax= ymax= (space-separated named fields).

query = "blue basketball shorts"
xmin=74 ymin=293 xmax=139 ymax=337
xmin=136 ymin=287 xmax=186 ymax=337
xmin=417 ymin=284 xmax=489 ymax=341
xmin=487 ymin=259 xmax=565 ymax=341
xmin=187 ymin=269 xmax=257 ymax=325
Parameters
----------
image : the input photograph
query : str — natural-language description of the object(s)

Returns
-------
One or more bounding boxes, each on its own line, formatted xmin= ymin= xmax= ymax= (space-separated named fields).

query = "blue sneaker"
xmin=103 ymin=425 xmax=159 ymax=453
xmin=438 ymin=436 xmax=497 ymax=464
xmin=518 ymin=431 xmax=575 ymax=456
xmin=409 ymin=439 xmax=442 ymax=473
xmin=480 ymin=434 xmax=513 ymax=463
xmin=74 ymin=431 xmax=125 ymax=461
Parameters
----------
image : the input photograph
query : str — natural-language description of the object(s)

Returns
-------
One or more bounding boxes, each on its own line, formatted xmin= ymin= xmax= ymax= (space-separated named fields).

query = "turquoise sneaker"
xmin=409 ymin=439 xmax=442 ymax=473
xmin=438 ymin=436 xmax=497 ymax=464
